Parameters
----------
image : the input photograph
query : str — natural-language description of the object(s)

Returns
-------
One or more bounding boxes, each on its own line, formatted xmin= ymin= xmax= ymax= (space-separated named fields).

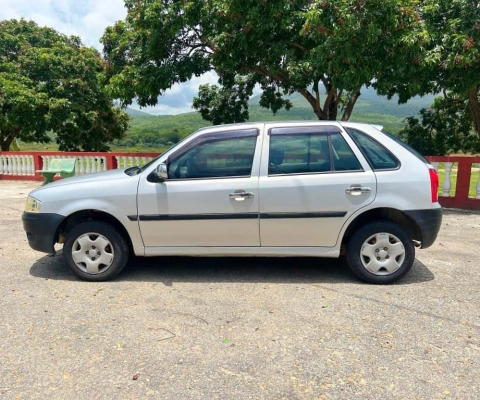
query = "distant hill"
xmin=125 ymin=107 xmax=152 ymax=117
xmin=125 ymin=86 xmax=436 ymax=138
xmin=18 ymin=87 xmax=436 ymax=152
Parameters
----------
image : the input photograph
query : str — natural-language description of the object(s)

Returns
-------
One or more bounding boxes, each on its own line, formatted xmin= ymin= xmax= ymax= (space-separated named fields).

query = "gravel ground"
xmin=1 ymin=180 xmax=479 ymax=399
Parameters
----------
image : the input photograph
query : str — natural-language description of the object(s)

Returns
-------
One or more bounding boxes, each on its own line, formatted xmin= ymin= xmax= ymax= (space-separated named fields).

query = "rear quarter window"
xmin=345 ymin=127 xmax=399 ymax=170
xmin=382 ymin=130 xmax=429 ymax=164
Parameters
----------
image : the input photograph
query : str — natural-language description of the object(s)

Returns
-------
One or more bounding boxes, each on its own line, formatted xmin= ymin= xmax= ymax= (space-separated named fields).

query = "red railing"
xmin=2 ymin=151 xmax=479 ymax=210
xmin=425 ymin=156 xmax=480 ymax=210
xmin=0 ymin=151 xmax=159 ymax=181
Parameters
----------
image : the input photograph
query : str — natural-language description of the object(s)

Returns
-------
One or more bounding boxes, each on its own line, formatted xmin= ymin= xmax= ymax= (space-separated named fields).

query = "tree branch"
xmin=321 ymin=77 xmax=330 ymax=92
xmin=186 ymin=43 xmax=210 ymax=57
xmin=241 ymin=65 xmax=288 ymax=83
xmin=313 ymin=79 xmax=321 ymax=116
xmin=299 ymin=88 xmax=328 ymax=120
xmin=287 ymin=41 xmax=308 ymax=53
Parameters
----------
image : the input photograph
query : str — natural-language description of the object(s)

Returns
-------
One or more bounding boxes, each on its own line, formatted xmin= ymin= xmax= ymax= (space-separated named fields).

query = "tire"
xmin=63 ymin=221 xmax=129 ymax=282
xmin=346 ymin=221 xmax=415 ymax=284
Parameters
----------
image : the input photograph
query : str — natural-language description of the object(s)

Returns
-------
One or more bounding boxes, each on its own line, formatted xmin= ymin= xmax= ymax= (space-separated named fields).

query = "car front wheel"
xmin=63 ymin=221 xmax=129 ymax=282
xmin=346 ymin=221 xmax=415 ymax=284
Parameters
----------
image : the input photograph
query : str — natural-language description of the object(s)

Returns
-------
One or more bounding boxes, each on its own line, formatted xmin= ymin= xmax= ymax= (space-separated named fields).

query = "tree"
xmin=400 ymin=95 xmax=479 ymax=155
xmin=377 ymin=0 xmax=480 ymax=139
xmin=102 ymin=0 xmax=421 ymax=123
xmin=0 ymin=19 xmax=129 ymax=151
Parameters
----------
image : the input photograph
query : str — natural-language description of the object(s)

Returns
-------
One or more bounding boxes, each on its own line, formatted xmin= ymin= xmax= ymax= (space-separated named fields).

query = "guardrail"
xmin=0 ymin=151 xmax=159 ymax=181
xmin=425 ymin=156 xmax=480 ymax=210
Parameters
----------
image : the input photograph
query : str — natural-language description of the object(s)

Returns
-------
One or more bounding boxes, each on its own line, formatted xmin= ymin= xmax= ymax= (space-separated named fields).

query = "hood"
xmin=32 ymin=168 xmax=133 ymax=193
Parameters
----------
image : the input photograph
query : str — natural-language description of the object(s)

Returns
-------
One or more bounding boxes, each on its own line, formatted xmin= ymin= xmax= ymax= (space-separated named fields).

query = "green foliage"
xmin=0 ymin=19 xmax=129 ymax=151
xmin=102 ymin=0 xmax=420 ymax=123
xmin=419 ymin=0 xmax=480 ymax=95
xmin=192 ymin=74 xmax=294 ymax=124
xmin=192 ymin=75 xmax=255 ymax=124
xmin=378 ymin=0 xmax=480 ymax=138
xmin=399 ymin=95 xmax=480 ymax=156
xmin=193 ymin=73 xmax=296 ymax=124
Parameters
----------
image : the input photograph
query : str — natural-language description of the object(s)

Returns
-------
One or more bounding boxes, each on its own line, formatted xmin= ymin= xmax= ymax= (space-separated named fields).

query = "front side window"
xmin=168 ymin=130 xmax=257 ymax=179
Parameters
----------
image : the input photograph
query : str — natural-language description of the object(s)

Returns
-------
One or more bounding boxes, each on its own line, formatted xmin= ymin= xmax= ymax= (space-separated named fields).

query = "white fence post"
xmin=442 ymin=162 xmax=454 ymax=197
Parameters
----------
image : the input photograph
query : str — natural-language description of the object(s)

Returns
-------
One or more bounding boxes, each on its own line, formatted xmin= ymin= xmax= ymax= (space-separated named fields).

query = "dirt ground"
xmin=1 ymin=180 xmax=479 ymax=399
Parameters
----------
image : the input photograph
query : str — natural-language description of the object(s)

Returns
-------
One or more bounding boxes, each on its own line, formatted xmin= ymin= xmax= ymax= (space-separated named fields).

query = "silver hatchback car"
xmin=23 ymin=122 xmax=442 ymax=284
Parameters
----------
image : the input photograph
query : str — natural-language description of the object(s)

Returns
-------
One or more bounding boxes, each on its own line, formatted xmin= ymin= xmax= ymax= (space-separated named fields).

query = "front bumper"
xmin=405 ymin=208 xmax=443 ymax=249
xmin=22 ymin=212 xmax=64 ymax=254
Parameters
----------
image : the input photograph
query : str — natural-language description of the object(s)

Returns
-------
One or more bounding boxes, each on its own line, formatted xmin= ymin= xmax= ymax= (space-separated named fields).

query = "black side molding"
xmin=260 ymin=212 xmax=347 ymax=219
xmin=131 ymin=212 xmax=347 ymax=221
xmin=138 ymin=213 xmax=258 ymax=221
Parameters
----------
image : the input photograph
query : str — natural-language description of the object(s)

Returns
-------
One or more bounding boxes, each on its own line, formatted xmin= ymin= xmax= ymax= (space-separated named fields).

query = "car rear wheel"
xmin=64 ymin=221 xmax=129 ymax=281
xmin=346 ymin=221 xmax=415 ymax=284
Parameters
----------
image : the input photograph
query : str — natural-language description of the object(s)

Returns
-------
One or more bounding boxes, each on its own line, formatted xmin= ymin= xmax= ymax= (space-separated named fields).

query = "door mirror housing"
xmin=149 ymin=163 xmax=168 ymax=183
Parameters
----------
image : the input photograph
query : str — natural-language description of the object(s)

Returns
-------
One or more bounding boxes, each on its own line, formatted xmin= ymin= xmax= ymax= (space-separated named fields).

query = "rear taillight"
xmin=428 ymin=166 xmax=439 ymax=203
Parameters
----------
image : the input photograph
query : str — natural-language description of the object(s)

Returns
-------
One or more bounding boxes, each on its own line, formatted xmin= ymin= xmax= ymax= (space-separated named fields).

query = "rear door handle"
xmin=346 ymin=186 xmax=371 ymax=196
xmin=229 ymin=190 xmax=254 ymax=201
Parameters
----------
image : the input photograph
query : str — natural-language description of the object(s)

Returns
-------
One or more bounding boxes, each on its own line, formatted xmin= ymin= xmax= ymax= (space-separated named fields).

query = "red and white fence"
xmin=0 ymin=151 xmax=159 ymax=181
xmin=425 ymin=156 xmax=480 ymax=210
xmin=1 ymin=151 xmax=480 ymax=210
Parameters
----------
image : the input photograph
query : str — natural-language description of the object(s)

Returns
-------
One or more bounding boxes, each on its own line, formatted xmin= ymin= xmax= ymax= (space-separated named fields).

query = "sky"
xmin=0 ymin=0 xmax=219 ymax=115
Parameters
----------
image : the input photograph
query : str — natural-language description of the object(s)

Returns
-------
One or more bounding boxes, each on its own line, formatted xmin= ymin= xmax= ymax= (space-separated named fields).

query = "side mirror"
xmin=156 ymin=163 xmax=168 ymax=181
xmin=149 ymin=163 xmax=168 ymax=183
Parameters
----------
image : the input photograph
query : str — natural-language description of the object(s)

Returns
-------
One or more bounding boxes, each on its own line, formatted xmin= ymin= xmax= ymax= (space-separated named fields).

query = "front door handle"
xmin=229 ymin=190 xmax=254 ymax=201
xmin=346 ymin=186 xmax=372 ymax=196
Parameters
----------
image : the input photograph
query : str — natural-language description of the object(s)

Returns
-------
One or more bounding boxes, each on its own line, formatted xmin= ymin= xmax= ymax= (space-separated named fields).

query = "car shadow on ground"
xmin=30 ymin=253 xmax=434 ymax=286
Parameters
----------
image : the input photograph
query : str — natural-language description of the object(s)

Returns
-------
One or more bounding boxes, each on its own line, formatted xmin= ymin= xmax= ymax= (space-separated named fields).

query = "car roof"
xmin=196 ymin=121 xmax=384 ymax=133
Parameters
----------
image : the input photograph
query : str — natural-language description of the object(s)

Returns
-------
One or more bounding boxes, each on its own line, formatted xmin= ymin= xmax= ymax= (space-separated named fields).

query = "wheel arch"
xmin=55 ymin=210 xmax=134 ymax=252
xmin=340 ymin=207 xmax=422 ymax=251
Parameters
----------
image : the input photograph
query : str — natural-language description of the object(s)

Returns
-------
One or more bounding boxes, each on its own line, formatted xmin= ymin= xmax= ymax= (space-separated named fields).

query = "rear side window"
xmin=268 ymin=126 xmax=364 ymax=175
xmin=345 ymin=128 xmax=399 ymax=170
xmin=330 ymin=133 xmax=363 ymax=171
xmin=268 ymin=133 xmax=331 ymax=175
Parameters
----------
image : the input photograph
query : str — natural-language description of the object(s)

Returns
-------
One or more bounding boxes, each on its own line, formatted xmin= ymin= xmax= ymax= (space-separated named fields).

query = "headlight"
xmin=25 ymin=196 xmax=42 ymax=213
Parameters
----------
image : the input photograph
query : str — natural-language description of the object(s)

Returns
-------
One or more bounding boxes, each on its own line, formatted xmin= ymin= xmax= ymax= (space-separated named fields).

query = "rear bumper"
xmin=405 ymin=208 xmax=442 ymax=249
xmin=22 ymin=212 xmax=64 ymax=254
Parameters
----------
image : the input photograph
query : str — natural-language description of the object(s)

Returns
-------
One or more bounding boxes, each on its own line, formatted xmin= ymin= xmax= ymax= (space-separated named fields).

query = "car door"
xmin=137 ymin=127 xmax=262 ymax=250
xmin=259 ymin=124 xmax=377 ymax=247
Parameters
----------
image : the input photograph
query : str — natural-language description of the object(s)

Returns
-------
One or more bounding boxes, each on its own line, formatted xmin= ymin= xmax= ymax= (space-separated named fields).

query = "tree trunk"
xmin=341 ymin=90 xmax=361 ymax=121
xmin=299 ymin=85 xmax=361 ymax=122
xmin=468 ymin=86 xmax=480 ymax=139
xmin=0 ymin=132 xmax=16 ymax=151
xmin=323 ymin=88 xmax=338 ymax=120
